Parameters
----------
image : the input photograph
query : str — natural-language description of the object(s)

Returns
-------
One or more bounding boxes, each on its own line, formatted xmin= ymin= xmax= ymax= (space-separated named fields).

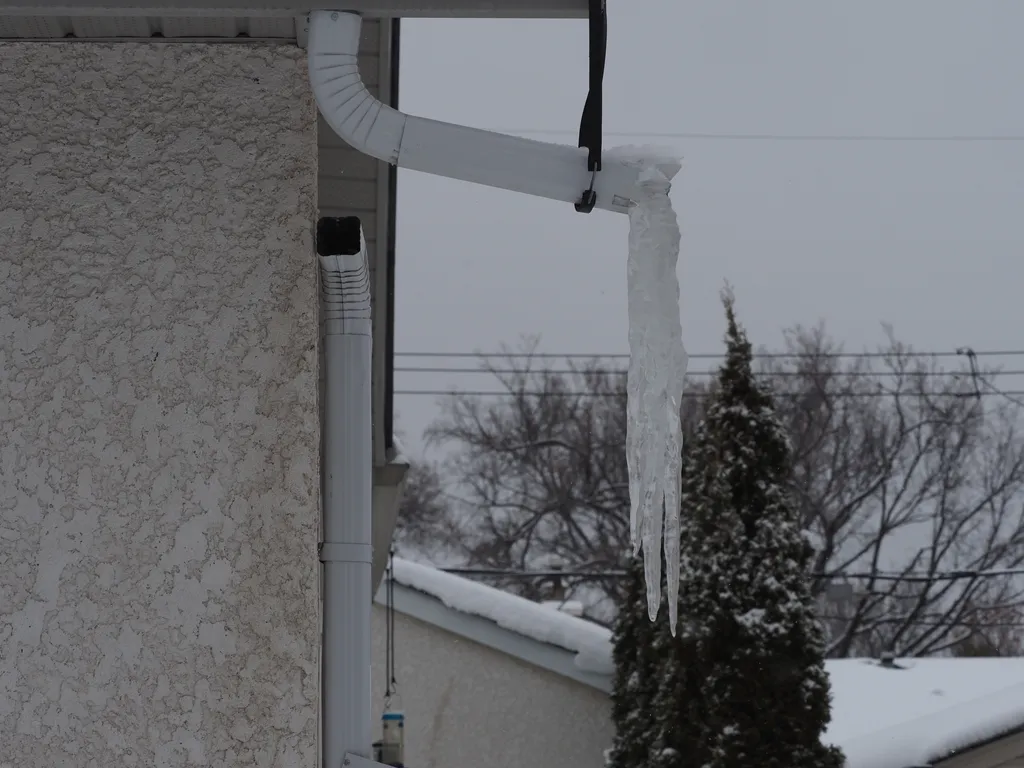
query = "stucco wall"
xmin=0 ymin=43 xmax=319 ymax=766
xmin=370 ymin=605 xmax=613 ymax=768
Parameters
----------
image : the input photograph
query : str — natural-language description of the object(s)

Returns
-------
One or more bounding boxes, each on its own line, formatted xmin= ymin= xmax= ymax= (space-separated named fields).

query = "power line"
xmin=493 ymin=128 xmax=1024 ymax=143
xmin=818 ymin=617 xmax=1024 ymax=630
xmin=396 ymin=366 xmax=1024 ymax=378
xmin=441 ymin=566 xmax=1024 ymax=583
xmin=396 ymin=349 xmax=1024 ymax=361
xmin=980 ymin=374 xmax=1024 ymax=410
xmin=396 ymin=388 xmax=1024 ymax=399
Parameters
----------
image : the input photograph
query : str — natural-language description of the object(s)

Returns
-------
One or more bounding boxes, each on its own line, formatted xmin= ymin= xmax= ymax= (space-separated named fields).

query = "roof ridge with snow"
xmin=390 ymin=557 xmax=614 ymax=675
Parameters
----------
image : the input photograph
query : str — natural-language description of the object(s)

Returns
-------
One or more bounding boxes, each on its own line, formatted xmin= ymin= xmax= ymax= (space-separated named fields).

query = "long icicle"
xmin=623 ymin=157 xmax=686 ymax=634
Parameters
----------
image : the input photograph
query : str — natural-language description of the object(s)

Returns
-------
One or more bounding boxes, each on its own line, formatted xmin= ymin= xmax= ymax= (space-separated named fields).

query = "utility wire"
xmin=491 ymin=128 xmax=1024 ymax=143
xmin=440 ymin=566 xmax=1024 ymax=583
xmin=384 ymin=549 xmax=398 ymax=705
xmin=396 ymin=367 xmax=1024 ymax=378
xmin=395 ymin=388 xmax=1024 ymax=399
xmin=980 ymin=374 xmax=1024 ymax=410
xmin=818 ymin=617 xmax=1024 ymax=630
xmin=396 ymin=349 xmax=1024 ymax=361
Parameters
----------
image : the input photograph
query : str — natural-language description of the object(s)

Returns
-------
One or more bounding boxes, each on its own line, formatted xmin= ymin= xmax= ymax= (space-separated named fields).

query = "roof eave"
xmin=375 ymin=581 xmax=613 ymax=692
xmin=0 ymin=1 xmax=588 ymax=18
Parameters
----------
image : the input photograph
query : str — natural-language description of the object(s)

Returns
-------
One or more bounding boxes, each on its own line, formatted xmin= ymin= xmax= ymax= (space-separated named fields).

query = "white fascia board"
xmin=0 ymin=1 xmax=587 ymax=18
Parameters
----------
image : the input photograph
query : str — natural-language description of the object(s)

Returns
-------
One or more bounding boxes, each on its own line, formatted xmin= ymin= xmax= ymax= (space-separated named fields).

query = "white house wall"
xmin=0 ymin=43 xmax=321 ymax=766
xmin=370 ymin=604 xmax=613 ymax=768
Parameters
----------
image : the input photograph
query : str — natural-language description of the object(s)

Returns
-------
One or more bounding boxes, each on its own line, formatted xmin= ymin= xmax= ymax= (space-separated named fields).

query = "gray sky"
xmin=393 ymin=0 xmax=1024 ymax=457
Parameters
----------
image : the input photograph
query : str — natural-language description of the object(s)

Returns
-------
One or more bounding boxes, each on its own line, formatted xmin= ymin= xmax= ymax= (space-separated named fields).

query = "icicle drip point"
xmin=612 ymin=146 xmax=687 ymax=635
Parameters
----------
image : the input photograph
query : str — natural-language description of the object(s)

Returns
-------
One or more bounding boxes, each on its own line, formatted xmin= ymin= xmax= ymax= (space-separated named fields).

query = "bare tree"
xmin=948 ymin=602 xmax=1024 ymax=657
xmin=418 ymin=331 xmax=1024 ymax=653
xmin=420 ymin=339 xmax=710 ymax=619
xmin=764 ymin=325 xmax=1024 ymax=657
xmin=392 ymin=458 xmax=465 ymax=563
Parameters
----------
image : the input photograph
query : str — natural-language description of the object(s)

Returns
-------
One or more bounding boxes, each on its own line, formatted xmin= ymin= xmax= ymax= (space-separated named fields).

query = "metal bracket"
xmin=344 ymin=753 xmax=397 ymax=768
xmin=575 ymin=168 xmax=598 ymax=213
xmin=319 ymin=542 xmax=373 ymax=564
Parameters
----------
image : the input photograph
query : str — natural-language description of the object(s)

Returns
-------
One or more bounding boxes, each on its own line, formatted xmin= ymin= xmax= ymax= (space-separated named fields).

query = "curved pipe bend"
xmin=308 ymin=10 xmax=677 ymax=214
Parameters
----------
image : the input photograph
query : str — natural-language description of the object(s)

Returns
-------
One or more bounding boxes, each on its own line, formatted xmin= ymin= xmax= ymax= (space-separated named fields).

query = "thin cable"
xmin=818 ymin=617 xmax=1024 ymax=630
xmin=439 ymin=566 xmax=1024 ymax=582
xmin=384 ymin=549 xmax=397 ymax=705
xmin=396 ymin=349 xmax=1024 ymax=361
xmin=396 ymin=366 xmax=1024 ymax=378
xmin=489 ymin=128 xmax=1024 ymax=142
xmin=395 ymin=388 xmax=1024 ymax=399
xmin=955 ymin=347 xmax=1024 ymax=408
xmin=979 ymin=374 xmax=1024 ymax=410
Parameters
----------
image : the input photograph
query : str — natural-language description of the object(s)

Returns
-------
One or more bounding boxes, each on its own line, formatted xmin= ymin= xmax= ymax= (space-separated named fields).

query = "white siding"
xmin=371 ymin=605 xmax=613 ymax=768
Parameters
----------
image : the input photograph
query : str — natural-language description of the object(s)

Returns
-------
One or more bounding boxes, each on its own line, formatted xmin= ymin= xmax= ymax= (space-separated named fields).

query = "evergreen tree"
xmin=647 ymin=594 xmax=692 ymax=768
xmin=661 ymin=291 xmax=845 ymax=768
xmin=607 ymin=555 xmax=664 ymax=768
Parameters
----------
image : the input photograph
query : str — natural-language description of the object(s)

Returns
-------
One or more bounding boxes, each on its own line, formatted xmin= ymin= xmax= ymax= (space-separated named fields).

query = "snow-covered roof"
xmin=540 ymin=599 xmax=586 ymax=617
xmin=390 ymin=435 xmax=409 ymax=465
xmin=390 ymin=558 xmax=614 ymax=675
xmin=388 ymin=558 xmax=1024 ymax=768
xmin=830 ymin=658 xmax=1024 ymax=767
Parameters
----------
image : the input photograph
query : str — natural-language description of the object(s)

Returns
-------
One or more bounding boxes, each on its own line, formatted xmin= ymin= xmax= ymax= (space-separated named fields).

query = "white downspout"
xmin=317 ymin=219 xmax=374 ymax=768
xmin=310 ymin=11 xmax=680 ymax=768
xmin=307 ymin=10 xmax=678 ymax=215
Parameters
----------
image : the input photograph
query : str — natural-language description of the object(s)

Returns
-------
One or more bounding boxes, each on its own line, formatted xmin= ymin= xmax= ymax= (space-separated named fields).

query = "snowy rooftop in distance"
xmin=390 ymin=557 xmax=1024 ymax=768
xmin=830 ymin=659 xmax=1024 ymax=767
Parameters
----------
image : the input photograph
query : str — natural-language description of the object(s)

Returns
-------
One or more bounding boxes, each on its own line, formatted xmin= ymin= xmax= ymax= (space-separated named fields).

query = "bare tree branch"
xmin=413 ymin=330 xmax=1024 ymax=647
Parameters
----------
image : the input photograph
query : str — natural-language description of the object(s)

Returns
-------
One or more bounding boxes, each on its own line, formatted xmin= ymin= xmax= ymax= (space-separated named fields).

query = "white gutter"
xmin=0 ymin=1 xmax=588 ymax=17
xmin=308 ymin=9 xmax=670 ymax=215
xmin=317 ymin=219 xmax=374 ymax=768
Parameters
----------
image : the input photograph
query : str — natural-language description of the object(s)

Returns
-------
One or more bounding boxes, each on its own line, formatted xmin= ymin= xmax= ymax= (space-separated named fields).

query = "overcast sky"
xmin=392 ymin=0 xmax=1024 ymax=457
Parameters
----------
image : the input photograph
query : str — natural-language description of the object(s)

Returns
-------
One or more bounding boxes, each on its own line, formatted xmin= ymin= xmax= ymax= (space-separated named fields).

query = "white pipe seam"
xmin=320 ymin=246 xmax=374 ymax=768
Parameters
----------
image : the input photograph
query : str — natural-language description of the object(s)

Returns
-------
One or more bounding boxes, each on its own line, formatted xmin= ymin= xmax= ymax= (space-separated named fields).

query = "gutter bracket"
xmin=319 ymin=542 xmax=373 ymax=564
xmin=575 ymin=167 xmax=598 ymax=214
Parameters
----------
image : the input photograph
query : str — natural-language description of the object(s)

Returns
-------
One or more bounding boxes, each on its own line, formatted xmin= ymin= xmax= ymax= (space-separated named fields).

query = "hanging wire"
xmin=956 ymin=347 xmax=983 ymax=399
xmin=395 ymin=348 xmax=1024 ymax=361
xmin=384 ymin=547 xmax=398 ymax=709
xmin=439 ymin=565 xmax=1024 ymax=582
xmin=395 ymin=388 xmax=1024 ymax=399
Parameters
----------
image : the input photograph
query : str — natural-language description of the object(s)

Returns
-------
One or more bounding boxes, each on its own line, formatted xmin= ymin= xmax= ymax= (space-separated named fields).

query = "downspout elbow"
xmin=318 ymin=218 xmax=372 ymax=338
xmin=308 ymin=10 xmax=679 ymax=214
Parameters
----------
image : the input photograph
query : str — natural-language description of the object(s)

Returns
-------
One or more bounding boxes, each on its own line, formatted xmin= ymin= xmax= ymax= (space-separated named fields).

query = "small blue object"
xmin=382 ymin=712 xmax=404 ymax=722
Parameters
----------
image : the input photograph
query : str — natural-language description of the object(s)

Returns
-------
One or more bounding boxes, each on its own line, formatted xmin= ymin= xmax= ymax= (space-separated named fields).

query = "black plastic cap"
xmin=316 ymin=216 xmax=362 ymax=257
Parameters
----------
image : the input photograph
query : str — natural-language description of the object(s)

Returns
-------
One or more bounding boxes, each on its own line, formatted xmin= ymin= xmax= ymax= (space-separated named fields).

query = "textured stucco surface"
xmin=0 ymin=43 xmax=319 ymax=766
xmin=370 ymin=606 xmax=613 ymax=768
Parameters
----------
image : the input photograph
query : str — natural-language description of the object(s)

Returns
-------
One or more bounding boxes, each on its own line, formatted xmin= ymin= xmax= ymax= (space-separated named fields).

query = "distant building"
xmin=375 ymin=558 xmax=1024 ymax=768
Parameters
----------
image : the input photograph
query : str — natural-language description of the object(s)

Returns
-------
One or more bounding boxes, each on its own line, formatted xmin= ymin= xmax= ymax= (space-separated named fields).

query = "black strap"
xmin=578 ymin=0 xmax=607 ymax=173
